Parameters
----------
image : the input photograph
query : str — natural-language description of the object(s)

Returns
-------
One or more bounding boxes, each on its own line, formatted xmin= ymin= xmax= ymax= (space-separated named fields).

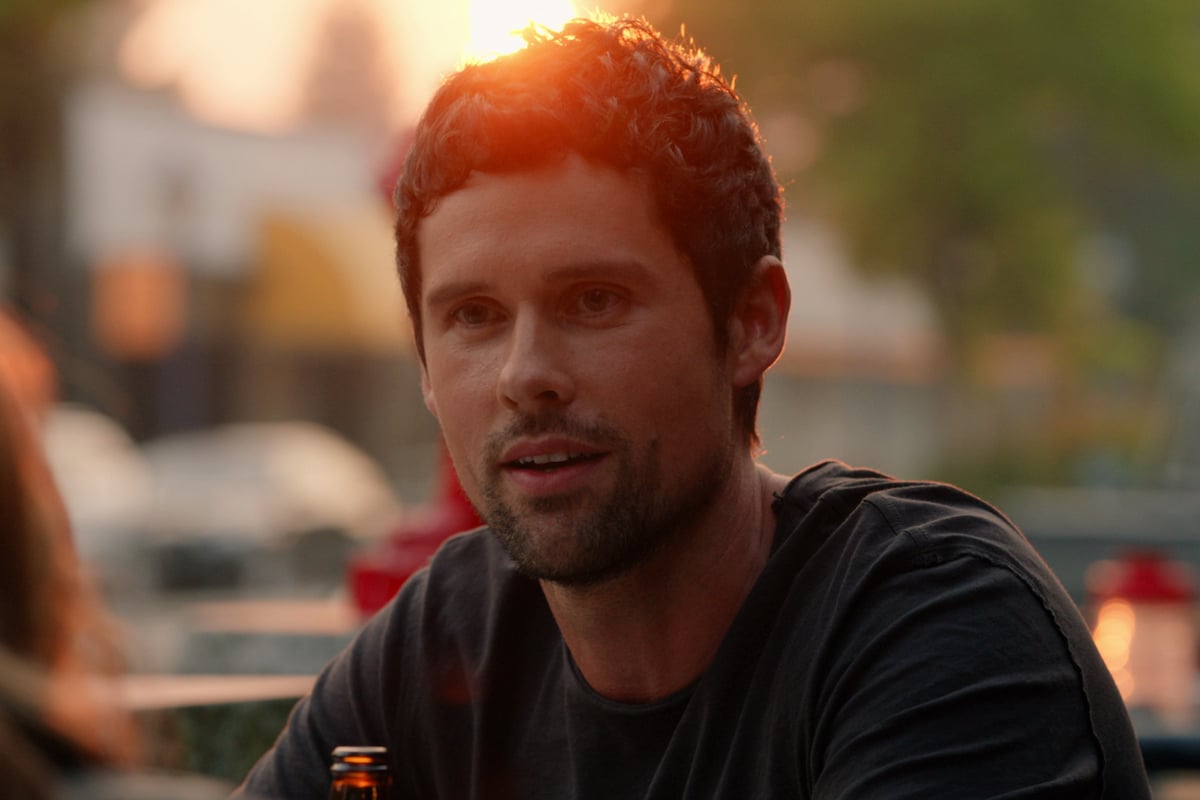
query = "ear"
xmin=727 ymin=256 xmax=790 ymax=389
xmin=420 ymin=363 xmax=439 ymax=419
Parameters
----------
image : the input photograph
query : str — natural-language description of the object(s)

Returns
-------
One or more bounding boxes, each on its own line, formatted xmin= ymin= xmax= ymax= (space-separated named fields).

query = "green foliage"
xmin=932 ymin=389 xmax=1166 ymax=493
xmin=653 ymin=0 xmax=1200 ymax=349
xmin=0 ymin=0 xmax=89 ymax=30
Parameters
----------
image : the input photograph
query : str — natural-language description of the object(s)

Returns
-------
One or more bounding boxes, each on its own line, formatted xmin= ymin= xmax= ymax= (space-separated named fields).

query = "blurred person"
xmin=235 ymin=15 xmax=1150 ymax=799
xmin=0 ymin=311 xmax=132 ymax=791
xmin=0 ymin=325 xmax=229 ymax=799
xmin=0 ymin=306 xmax=56 ymax=423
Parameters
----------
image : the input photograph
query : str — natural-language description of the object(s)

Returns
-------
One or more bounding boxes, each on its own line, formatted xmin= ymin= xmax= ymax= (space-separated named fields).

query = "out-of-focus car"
xmin=41 ymin=403 xmax=155 ymax=586
xmin=42 ymin=407 xmax=404 ymax=593
xmin=138 ymin=421 xmax=403 ymax=591
xmin=347 ymin=445 xmax=481 ymax=616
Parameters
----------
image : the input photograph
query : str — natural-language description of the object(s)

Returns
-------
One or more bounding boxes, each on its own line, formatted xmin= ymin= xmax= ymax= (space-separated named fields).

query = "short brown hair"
xmin=394 ymin=15 xmax=783 ymax=444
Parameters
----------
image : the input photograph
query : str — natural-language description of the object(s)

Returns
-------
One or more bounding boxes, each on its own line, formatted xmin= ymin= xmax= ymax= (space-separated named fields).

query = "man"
xmin=235 ymin=16 xmax=1150 ymax=798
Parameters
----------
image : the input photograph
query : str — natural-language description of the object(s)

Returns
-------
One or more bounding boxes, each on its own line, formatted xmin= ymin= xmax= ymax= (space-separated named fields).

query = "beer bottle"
xmin=329 ymin=745 xmax=392 ymax=800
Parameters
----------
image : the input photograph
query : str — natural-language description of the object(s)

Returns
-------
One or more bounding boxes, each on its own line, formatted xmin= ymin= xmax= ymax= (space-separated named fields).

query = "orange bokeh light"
xmin=1092 ymin=598 xmax=1136 ymax=701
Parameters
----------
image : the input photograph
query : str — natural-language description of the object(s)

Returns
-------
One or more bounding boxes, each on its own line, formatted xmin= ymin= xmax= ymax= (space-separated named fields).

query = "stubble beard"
xmin=479 ymin=414 xmax=733 ymax=588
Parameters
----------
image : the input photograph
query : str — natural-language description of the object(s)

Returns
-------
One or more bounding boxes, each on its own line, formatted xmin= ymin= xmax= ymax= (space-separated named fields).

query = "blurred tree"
xmin=653 ymin=0 xmax=1200 ymax=363
xmin=0 ymin=0 xmax=90 ymax=317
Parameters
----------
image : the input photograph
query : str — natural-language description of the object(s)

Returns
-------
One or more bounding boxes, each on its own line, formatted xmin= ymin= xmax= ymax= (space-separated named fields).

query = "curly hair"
xmin=394 ymin=15 xmax=783 ymax=444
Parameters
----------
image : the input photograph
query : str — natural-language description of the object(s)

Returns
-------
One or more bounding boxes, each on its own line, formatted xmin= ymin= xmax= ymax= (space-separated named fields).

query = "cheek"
xmin=425 ymin=352 xmax=499 ymax=432
xmin=609 ymin=340 xmax=723 ymax=419
xmin=653 ymin=339 xmax=732 ymax=425
xmin=442 ymin=436 xmax=483 ymax=501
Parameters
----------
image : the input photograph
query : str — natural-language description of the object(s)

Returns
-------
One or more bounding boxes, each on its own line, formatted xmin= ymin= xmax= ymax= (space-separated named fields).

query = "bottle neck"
xmin=329 ymin=745 xmax=391 ymax=800
xmin=329 ymin=776 xmax=391 ymax=800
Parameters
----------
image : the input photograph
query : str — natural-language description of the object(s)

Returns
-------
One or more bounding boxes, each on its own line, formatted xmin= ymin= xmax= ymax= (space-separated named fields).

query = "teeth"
xmin=518 ymin=452 xmax=573 ymax=466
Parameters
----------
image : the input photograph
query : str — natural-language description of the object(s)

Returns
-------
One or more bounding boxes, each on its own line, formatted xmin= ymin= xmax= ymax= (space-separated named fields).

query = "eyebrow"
xmin=548 ymin=260 xmax=654 ymax=284
xmin=424 ymin=280 xmax=493 ymax=312
xmin=423 ymin=259 xmax=655 ymax=311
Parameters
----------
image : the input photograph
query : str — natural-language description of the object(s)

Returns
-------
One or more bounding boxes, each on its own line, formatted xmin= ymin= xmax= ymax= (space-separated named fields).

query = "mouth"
xmin=504 ymin=451 xmax=605 ymax=472
xmin=493 ymin=431 xmax=616 ymax=497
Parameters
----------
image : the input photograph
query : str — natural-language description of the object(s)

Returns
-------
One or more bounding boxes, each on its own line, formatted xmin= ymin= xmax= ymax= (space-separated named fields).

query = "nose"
xmin=497 ymin=313 xmax=575 ymax=410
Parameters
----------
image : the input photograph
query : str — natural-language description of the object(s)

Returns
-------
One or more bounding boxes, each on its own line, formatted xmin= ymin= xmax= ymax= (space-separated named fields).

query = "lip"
xmin=499 ymin=436 xmax=605 ymax=465
xmin=498 ymin=437 xmax=609 ymax=498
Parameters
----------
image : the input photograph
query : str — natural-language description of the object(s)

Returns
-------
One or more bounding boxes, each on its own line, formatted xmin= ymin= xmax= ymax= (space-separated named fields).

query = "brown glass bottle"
xmin=329 ymin=745 xmax=392 ymax=800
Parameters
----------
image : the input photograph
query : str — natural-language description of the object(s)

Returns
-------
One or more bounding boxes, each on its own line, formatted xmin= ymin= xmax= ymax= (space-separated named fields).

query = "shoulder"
xmin=311 ymin=527 xmax=537 ymax=693
xmin=407 ymin=526 xmax=543 ymax=620
xmin=767 ymin=459 xmax=1083 ymax=650
xmin=779 ymin=459 xmax=1012 ymax=529
xmin=765 ymin=463 xmax=1148 ymax=797
xmin=238 ymin=528 xmax=554 ymax=797
xmin=775 ymin=459 xmax=1040 ymax=572
xmin=369 ymin=526 xmax=552 ymax=664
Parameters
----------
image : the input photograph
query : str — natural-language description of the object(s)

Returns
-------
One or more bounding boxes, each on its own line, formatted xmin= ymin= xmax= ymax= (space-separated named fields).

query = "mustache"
xmin=484 ymin=412 xmax=627 ymax=461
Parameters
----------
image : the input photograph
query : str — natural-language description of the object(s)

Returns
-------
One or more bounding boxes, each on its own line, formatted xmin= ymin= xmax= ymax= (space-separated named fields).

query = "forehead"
xmin=416 ymin=155 xmax=687 ymax=298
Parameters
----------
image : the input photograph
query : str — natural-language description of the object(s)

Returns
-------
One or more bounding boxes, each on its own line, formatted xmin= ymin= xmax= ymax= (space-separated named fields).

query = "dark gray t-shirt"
xmin=235 ymin=461 xmax=1150 ymax=799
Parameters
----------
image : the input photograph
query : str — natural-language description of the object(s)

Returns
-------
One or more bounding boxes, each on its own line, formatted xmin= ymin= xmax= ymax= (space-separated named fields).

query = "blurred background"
xmin=2 ymin=0 xmax=1200 ymax=788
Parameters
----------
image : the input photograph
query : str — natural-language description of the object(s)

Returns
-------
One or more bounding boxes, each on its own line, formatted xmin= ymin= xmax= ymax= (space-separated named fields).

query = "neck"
xmin=541 ymin=460 xmax=787 ymax=703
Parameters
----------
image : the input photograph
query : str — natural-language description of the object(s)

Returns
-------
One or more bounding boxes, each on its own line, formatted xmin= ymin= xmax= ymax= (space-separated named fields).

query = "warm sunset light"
xmin=117 ymin=0 xmax=586 ymax=134
xmin=118 ymin=0 xmax=326 ymax=134
xmin=463 ymin=0 xmax=579 ymax=61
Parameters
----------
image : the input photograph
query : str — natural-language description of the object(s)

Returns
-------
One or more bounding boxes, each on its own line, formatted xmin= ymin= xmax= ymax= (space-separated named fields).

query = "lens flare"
xmin=464 ymin=0 xmax=579 ymax=62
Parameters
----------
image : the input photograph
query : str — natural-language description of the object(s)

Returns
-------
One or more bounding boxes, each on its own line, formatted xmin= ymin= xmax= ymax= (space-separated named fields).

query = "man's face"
xmin=417 ymin=155 xmax=737 ymax=586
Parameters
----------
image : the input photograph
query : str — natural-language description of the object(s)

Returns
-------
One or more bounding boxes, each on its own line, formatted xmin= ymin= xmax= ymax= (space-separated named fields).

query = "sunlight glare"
xmin=465 ymin=0 xmax=579 ymax=62
xmin=117 ymin=0 xmax=593 ymax=134
xmin=119 ymin=0 xmax=328 ymax=134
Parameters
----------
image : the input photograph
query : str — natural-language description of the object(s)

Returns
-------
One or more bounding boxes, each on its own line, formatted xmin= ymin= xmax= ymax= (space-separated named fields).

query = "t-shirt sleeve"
xmin=230 ymin=600 xmax=402 ymax=800
xmin=808 ymin=548 xmax=1149 ymax=799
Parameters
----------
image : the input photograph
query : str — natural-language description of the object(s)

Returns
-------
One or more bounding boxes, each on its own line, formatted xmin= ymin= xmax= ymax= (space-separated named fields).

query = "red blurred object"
xmin=348 ymin=132 xmax=482 ymax=617
xmin=1087 ymin=549 xmax=1198 ymax=729
xmin=347 ymin=444 xmax=481 ymax=616
xmin=1088 ymin=550 xmax=1196 ymax=604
